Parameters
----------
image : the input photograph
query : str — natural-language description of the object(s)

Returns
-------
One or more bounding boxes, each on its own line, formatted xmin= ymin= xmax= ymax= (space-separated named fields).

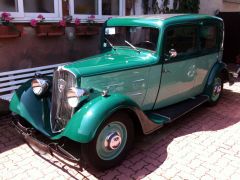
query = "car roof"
xmin=107 ymin=14 xmax=223 ymax=28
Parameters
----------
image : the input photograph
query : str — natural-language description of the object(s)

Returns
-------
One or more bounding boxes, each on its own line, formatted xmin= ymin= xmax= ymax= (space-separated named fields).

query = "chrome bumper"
xmin=11 ymin=115 xmax=84 ymax=171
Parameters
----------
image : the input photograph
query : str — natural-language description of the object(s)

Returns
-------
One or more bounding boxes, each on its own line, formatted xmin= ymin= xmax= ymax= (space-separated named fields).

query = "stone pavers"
xmin=1 ymin=81 xmax=240 ymax=180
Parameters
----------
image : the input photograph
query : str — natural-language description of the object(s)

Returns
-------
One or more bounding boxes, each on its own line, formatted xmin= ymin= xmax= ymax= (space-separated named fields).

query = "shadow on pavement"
xmin=1 ymin=82 xmax=240 ymax=179
xmin=0 ymin=99 xmax=10 ymax=116
xmin=0 ymin=115 xmax=25 ymax=154
xmin=24 ymin=83 xmax=240 ymax=179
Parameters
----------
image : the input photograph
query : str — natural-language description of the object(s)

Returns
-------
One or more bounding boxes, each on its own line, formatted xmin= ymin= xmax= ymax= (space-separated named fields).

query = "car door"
xmin=192 ymin=22 xmax=220 ymax=95
xmin=154 ymin=24 xmax=199 ymax=109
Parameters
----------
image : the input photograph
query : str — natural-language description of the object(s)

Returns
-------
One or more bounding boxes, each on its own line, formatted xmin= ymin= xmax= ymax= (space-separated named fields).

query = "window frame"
xmin=101 ymin=0 xmax=123 ymax=19
xmin=22 ymin=0 xmax=62 ymax=21
xmin=0 ymin=0 xmax=62 ymax=22
xmin=69 ymin=0 xmax=125 ymax=23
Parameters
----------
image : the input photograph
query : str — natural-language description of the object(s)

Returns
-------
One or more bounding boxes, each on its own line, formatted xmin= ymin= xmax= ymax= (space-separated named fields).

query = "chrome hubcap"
xmin=96 ymin=121 xmax=127 ymax=160
xmin=104 ymin=132 xmax=122 ymax=150
xmin=211 ymin=77 xmax=222 ymax=102
xmin=213 ymin=85 xmax=222 ymax=95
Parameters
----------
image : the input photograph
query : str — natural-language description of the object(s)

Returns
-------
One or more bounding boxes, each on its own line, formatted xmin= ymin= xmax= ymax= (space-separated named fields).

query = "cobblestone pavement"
xmin=1 ymin=81 xmax=240 ymax=180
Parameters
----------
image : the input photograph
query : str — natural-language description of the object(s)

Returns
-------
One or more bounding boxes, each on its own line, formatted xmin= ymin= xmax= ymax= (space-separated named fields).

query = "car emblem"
xmin=58 ymin=79 xmax=66 ymax=93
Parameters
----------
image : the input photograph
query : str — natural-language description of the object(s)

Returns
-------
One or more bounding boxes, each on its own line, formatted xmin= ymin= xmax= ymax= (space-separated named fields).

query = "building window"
xmin=23 ymin=0 xmax=55 ymax=13
xmin=74 ymin=0 xmax=98 ymax=15
xmin=23 ymin=0 xmax=62 ymax=20
xmin=69 ymin=0 xmax=125 ymax=22
xmin=0 ymin=0 xmax=24 ymax=17
xmin=102 ymin=0 xmax=119 ymax=16
xmin=0 ymin=0 xmax=18 ymax=12
xmin=0 ymin=0 xmax=62 ymax=21
xmin=1 ymin=0 xmax=125 ymax=22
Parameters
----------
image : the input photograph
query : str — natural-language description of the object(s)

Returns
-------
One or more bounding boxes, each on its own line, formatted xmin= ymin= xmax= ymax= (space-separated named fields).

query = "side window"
xmin=165 ymin=26 xmax=198 ymax=57
xmin=200 ymin=25 xmax=217 ymax=50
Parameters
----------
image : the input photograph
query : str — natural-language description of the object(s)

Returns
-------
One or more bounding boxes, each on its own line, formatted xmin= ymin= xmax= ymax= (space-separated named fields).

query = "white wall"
xmin=200 ymin=0 xmax=240 ymax=15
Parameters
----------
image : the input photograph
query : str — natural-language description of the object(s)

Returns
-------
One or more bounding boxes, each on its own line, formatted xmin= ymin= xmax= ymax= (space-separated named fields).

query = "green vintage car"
xmin=10 ymin=14 xmax=231 ymax=170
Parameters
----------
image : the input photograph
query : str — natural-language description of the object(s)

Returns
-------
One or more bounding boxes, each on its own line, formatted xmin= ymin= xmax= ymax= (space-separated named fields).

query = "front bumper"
xmin=11 ymin=115 xmax=84 ymax=171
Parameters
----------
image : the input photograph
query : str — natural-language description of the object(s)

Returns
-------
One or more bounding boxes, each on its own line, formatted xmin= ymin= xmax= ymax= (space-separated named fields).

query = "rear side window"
xmin=200 ymin=25 xmax=217 ymax=50
xmin=165 ymin=26 xmax=198 ymax=57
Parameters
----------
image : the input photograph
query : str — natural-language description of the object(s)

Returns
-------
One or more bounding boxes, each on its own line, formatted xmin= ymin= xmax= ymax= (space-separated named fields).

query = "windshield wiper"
xmin=105 ymin=37 xmax=116 ymax=51
xmin=124 ymin=40 xmax=140 ymax=53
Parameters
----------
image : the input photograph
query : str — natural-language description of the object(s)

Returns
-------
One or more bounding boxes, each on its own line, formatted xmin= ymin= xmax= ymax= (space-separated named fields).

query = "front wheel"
xmin=81 ymin=112 xmax=134 ymax=170
xmin=208 ymin=76 xmax=223 ymax=106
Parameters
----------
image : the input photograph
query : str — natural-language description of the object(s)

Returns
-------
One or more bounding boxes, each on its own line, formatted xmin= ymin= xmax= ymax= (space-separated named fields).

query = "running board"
xmin=147 ymin=95 xmax=209 ymax=124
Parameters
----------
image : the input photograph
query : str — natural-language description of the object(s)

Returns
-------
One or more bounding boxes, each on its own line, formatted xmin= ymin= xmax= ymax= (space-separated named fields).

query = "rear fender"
xmin=204 ymin=62 xmax=227 ymax=96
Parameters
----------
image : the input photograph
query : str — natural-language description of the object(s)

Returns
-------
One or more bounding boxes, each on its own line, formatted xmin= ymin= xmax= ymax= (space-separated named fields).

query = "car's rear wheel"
xmin=208 ymin=75 xmax=223 ymax=106
xmin=81 ymin=112 xmax=134 ymax=170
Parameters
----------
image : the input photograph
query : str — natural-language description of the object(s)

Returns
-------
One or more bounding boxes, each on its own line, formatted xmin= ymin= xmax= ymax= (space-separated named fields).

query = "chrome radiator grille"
xmin=50 ymin=68 xmax=76 ymax=133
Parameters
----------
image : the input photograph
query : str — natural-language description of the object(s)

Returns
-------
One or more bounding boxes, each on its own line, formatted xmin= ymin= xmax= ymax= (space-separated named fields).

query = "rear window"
xmin=200 ymin=25 xmax=218 ymax=50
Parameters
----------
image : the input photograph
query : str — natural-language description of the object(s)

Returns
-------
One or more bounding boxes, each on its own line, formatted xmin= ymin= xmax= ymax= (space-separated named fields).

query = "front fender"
xmin=204 ymin=62 xmax=226 ymax=96
xmin=10 ymin=79 xmax=52 ymax=137
xmin=54 ymin=93 xmax=140 ymax=143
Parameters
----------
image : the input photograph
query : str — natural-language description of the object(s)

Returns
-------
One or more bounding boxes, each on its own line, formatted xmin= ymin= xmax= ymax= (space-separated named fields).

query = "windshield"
xmin=104 ymin=26 xmax=159 ymax=51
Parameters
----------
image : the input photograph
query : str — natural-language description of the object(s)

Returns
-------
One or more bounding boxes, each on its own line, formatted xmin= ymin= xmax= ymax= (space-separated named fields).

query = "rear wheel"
xmin=208 ymin=75 xmax=223 ymax=106
xmin=81 ymin=112 xmax=134 ymax=170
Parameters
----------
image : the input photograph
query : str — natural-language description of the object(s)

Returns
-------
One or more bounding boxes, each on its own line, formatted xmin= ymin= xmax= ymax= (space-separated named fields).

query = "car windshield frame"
xmin=103 ymin=26 xmax=160 ymax=52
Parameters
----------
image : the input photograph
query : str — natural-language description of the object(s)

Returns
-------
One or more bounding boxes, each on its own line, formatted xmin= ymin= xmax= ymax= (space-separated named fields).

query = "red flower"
xmin=4 ymin=16 xmax=14 ymax=22
xmin=30 ymin=19 xmax=38 ymax=27
xmin=1 ymin=12 xmax=14 ymax=22
xmin=75 ymin=18 xmax=81 ymax=26
xmin=37 ymin=14 xmax=45 ymax=21
xmin=59 ymin=20 xmax=66 ymax=27
xmin=88 ymin=15 xmax=95 ymax=20
xmin=1 ymin=12 xmax=11 ymax=19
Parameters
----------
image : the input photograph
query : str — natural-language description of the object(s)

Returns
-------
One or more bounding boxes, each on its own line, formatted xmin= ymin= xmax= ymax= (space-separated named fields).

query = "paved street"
xmin=1 ymin=80 xmax=240 ymax=180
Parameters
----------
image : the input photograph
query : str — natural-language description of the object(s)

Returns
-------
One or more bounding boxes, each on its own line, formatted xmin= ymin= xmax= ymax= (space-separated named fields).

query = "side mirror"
xmin=169 ymin=49 xmax=177 ymax=58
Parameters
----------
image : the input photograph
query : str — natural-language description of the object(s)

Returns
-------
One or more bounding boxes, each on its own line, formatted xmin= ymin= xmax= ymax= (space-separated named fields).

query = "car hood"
xmin=63 ymin=48 xmax=158 ymax=77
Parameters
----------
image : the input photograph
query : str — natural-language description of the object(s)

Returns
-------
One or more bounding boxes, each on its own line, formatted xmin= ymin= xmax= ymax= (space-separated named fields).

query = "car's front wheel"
xmin=81 ymin=112 xmax=134 ymax=170
xmin=208 ymin=75 xmax=223 ymax=106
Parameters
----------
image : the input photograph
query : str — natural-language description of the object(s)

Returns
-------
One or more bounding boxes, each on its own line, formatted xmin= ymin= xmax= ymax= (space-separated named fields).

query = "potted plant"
xmin=31 ymin=15 xmax=66 ymax=37
xmin=0 ymin=12 xmax=23 ymax=38
xmin=48 ymin=20 xmax=66 ymax=36
xmin=74 ymin=18 xmax=86 ymax=36
xmin=74 ymin=15 xmax=99 ymax=36
xmin=86 ymin=15 xmax=99 ymax=36
xmin=30 ymin=14 xmax=48 ymax=36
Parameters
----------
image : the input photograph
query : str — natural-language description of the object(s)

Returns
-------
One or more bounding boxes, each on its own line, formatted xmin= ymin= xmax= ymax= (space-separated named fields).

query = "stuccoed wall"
xmin=199 ymin=0 xmax=240 ymax=15
xmin=0 ymin=26 xmax=101 ymax=72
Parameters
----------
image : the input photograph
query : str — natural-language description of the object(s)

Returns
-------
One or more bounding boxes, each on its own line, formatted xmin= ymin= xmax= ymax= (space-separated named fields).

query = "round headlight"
xmin=31 ymin=79 xmax=49 ymax=96
xmin=66 ymin=87 xmax=88 ymax=108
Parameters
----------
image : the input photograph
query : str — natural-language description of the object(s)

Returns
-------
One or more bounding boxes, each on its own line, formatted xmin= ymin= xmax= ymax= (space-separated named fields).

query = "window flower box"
xmin=35 ymin=24 xmax=65 ymax=37
xmin=0 ymin=24 xmax=23 ymax=38
xmin=35 ymin=24 xmax=48 ymax=37
xmin=86 ymin=26 xmax=99 ymax=36
xmin=75 ymin=25 xmax=99 ymax=36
